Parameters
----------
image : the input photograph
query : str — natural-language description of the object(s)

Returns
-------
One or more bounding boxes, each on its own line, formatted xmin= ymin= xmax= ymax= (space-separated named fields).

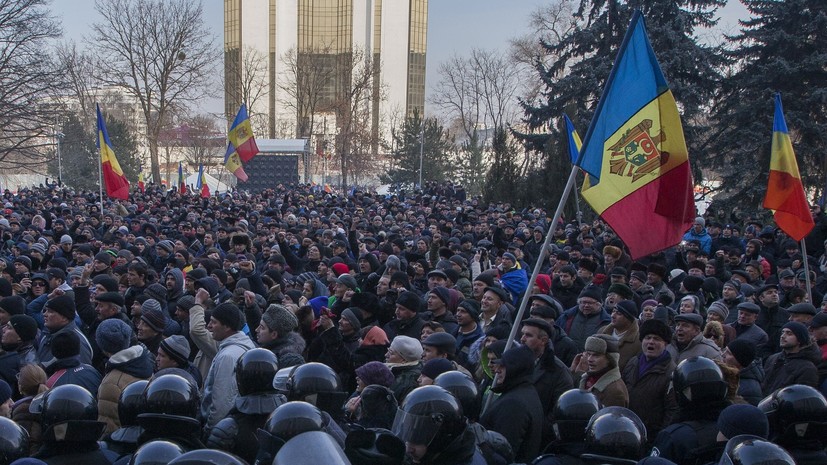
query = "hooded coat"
xmin=97 ymin=345 xmax=154 ymax=434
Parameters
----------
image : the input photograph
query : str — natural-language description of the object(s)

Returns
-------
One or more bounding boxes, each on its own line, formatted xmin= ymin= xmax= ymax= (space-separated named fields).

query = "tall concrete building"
xmin=224 ymin=0 xmax=428 ymax=149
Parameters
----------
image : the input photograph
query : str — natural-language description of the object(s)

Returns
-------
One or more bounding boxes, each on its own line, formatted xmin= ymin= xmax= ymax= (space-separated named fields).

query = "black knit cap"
xmin=211 ymin=302 xmax=245 ymax=331
xmin=44 ymin=294 xmax=76 ymax=321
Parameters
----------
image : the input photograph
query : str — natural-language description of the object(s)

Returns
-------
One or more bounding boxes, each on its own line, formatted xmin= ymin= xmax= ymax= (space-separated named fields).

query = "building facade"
xmin=224 ymin=0 xmax=427 ymax=148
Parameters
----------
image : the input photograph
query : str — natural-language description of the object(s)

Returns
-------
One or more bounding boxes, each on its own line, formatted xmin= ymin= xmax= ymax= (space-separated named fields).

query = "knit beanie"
xmin=578 ymin=286 xmax=603 ymax=302
xmin=726 ymin=338 xmax=756 ymax=368
xmin=354 ymin=361 xmax=395 ymax=387
xmin=396 ymin=291 xmax=422 ymax=313
xmin=96 ymin=318 xmax=133 ymax=355
xmin=44 ymin=294 xmax=76 ymax=321
xmin=717 ymin=404 xmax=769 ymax=440
xmin=457 ymin=299 xmax=481 ymax=323
xmin=261 ymin=304 xmax=298 ymax=335
xmin=332 ymin=262 xmax=350 ymax=277
xmin=176 ymin=295 xmax=196 ymax=312
xmin=160 ymin=335 xmax=191 ymax=366
xmin=143 ymin=283 xmax=167 ymax=304
xmin=421 ymin=358 xmax=454 ymax=380
xmin=9 ymin=314 xmax=38 ymax=341
xmin=140 ymin=299 xmax=167 ymax=333
xmin=361 ymin=326 xmax=389 ymax=347
xmin=782 ymin=321 xmax=811 ymax=346
xmin=94 ymin=252 xmax=113 ymax=267
xmin=682 ymin=275 xmax=704 ymax=293
xmin=211 ymin=302 xmax=245 ymax=331
xmin=389 ymin=335 xmax=423 ymax=362
xmin=430 ymin=287 xmax=451 ymax=307
xmin=340 ymin=308 xmax=362 ymax=333
xmin=337 ymin=273 xmax=358 ymax=291
xmin=0 ymin=379 xmax=11 ymax=405
xmin=0 ymin=295 xmax=26 ymax=316
xmin=92 ymin=274 xmax=119 ymax=292
xmin=473 ymin=272 xmax=496 ymax=288
xmin=614 ymin=300 xmax=638 ymax=322
xmin=707 ymin=301 xmax=730 ymax=321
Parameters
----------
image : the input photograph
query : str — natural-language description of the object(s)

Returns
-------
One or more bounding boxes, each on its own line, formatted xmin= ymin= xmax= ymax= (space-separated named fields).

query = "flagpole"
xmin=98 ymin=147 xmax=104 ymax=211
xmin=801 ymin=239 xmax=813 ymax=304
xmin=482 ymin=162 xmax=580 ymax=414
xmin=573 ymin=171 xmax=583 ymax=227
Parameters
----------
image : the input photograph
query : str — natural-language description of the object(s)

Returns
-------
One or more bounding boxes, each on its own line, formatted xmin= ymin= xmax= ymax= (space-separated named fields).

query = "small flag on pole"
xmin=178 ymin=162 xmax=186 ymax=194
xmin=197 ymin=164 xmax=210 ymax=198
xmin=97 ymin=105 xmax=130 ymax=200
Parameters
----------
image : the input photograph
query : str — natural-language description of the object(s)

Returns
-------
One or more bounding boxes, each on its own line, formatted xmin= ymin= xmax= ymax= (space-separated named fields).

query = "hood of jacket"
xmin=107 ymin=345 xmax=154 ymax=378
xmin=166 ymin=268 xmax=185 ymax=301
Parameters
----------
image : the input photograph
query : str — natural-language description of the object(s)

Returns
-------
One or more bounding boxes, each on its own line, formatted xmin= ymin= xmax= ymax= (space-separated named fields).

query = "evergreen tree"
xmin=483 ymin=126 xmax=521 ymax=204
xmin=381 ymin=110 xmax=454 ymax=187
xmin=49 ymin=113 xmax=141 ymax=192
xmin=705 ymin=0 xmax=827 ymax=208
xmin=516 ymin=0 xmax=725 ymax=206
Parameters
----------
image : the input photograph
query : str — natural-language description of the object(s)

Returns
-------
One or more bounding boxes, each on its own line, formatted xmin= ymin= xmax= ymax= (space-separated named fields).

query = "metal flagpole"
xmin=97 ymin=147 xmax=104 ymax=211
xmin=800 ymin=239 xmax=813 ymax=304
xmin=573 ymin=170 xmax=583 ymax=227
xmin=482 ymin=162 xmax=581 ymax=414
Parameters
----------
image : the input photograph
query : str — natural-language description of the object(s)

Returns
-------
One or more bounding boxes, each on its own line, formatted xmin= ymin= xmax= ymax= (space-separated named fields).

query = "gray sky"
xmin=51 ymin=0 xmax=748 ymax=116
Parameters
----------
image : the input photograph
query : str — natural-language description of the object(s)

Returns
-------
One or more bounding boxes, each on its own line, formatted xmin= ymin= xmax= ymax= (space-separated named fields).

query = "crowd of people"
xmin=0 ymin=179 xmax=824 ymax=464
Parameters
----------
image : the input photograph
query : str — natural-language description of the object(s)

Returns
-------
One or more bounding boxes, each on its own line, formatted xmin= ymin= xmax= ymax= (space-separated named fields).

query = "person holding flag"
xmin=197 ymin=164 xmax=210 ymax=198
xmin=178 ymin=162 xmax=186 ymax=194
xmin=97 ymin=104 xmax=130 ymax=200
xmin=224 ymin=104 xmax=259 ymax=182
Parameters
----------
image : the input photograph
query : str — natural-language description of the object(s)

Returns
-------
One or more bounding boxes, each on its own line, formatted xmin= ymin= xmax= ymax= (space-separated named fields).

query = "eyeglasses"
xmin=31 ymin=282 xmax=47 ymax=288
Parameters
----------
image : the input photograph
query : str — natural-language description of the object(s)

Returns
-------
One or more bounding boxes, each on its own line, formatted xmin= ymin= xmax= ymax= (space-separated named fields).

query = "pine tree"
xmin=516 ymin=0 xmax=726 ymax=206
xmin=704 ymin=0 xmax=827 ymax=208
xmin=381 ymin=110 xmax=454 ymax=188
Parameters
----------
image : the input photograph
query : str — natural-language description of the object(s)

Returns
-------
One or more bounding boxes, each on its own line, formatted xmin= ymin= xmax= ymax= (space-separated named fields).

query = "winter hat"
xmin=457 ymin=300 xmax=481 ymax=323
xmin=535 ymin=274 xmax=551 ymax=295
xmin=0 ymin=295 xmax=26 ymax=316
xmin=578 ymin=286 xmax=603 ymax=302
xmin=332 ymin=262 xmax=350 ymax=277
xmin=639 ymin=319 xmax=672 ymax=343
xmin=782 ymin=321 xmax=811 ymax=346
xmin=160 ymin=335 xmax=191 ymax=366
xmin=707 ymin=301 xmax=730 ymax=321
xmin=682 ymin=275 xmax=704 ymax=293
xmin=578 ymin=260 xmax=598 ymax=274
xmin=92 ymin=274 xmax=119 ymax=292
xmin=585 ymin=334 xmax=619 ymax=355
xmin=614 ymin=300 xmax=638 ymax=322
xmin=788 ymin=302 xmax=817 ymax=316
xmin=484 ymin=286 xmax=510 ymax=304
xmin=176 ymin=295 xmax=196 ymax=312
xmin=0 ymin=278 xmax=11 ymax=298
xmin=395 ymin=291 xmax=422 ymax=313
xmin=723 ymin=280 xmax=741 ymax=292
xmin=355 ymin=361 xmax=395 ymax=387
xmin=187 ymin=268 xmax=208 ymax=281
xmin=641 ymin=299 xmax=659 ymax=309
xmin=60 ymin=234 xmax=73 ymax=245
xmin=389 ymin=335 xmax=423 ymax=362
xmin=30 ymin=243 xmax=47 ymax=255
xmin=143 ymin=283 xmax=167 ymax=304
xmin=140 ymin=299 xmax=167 ymax=333
xmin=361 ymin=326 xmax=389 ymax=347
xmin=0 ymin=379 xmax=11 ymax=405
xmin=95 ymin=292 xmax=125 ymax=307
xmin=94 ymin=252 xmax=113 ymax=267
xmin=261 ymin=304 xmax=298 ymax=335
xmin=211 ymin=269 xmax=228 ymax=285
xmin=421 ymin=358 xmax=454 ymax=380
xmin=96 ymin=318 xmax=133 ymax=355
xmin=608 ymin=284 xmax=634 ymax=300
xmin=44 ymin=294 xmax=76 ymax=321
xmin=13 ymin=256 xmax=31 ymax=271
xmin=156 ymin=240 xmax=174 ymax=253
xmin=430 ymin=287 xmax=451 ymax=307
xmin=9 ymin=314 xmax=38 ymax=341
xmin=674 ymin=313 xmax=703 ymax=328
xmin=473 ymin=272 xmax=496 ymax=288
xmin=337 ymin=273 xmax=359 ymax=291
xmin=725 ymin=338 xmax=756 ymax=368
xmin=340 ymin=308 xmax=362 ymax=333
xmin=717 ymin=404 xmax=769 ymax=440
xmin=308 ymin=296 xmax=328 ymax=318
xmin=694 ymin=217 xmax=705 ymax=227
xmin=211 ymin=302 xmax=245 ymax=331
xmin=630 ymin=271 xmax=647 ymax=283
xmin=51 ymin=331 xmax=80 ymax=359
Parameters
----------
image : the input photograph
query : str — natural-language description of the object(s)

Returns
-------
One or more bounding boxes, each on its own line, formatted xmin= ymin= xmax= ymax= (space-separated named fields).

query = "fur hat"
xmin=261 ymin=304 xmax=298 ymax=335
xmin=607 ymin=284 xmax=634 ymax=300
xmin=682 ymin=275 xmax=704 ymax=293
xmin=603 ymin=245 xmax=622 ymax=259
xmin=95 ymin=318 xmax=133 ymax=355
xmin=647 ymin=263 xmax=667 ymax=279
xmin=584 ymin=334 xmax=620 ymax=369
xmin=639 ymin=318 xmax=672 ymax=343
xmin=389 ymin=335 xmax=422 ymax=362
xmin=211 ymin=302 xmax=245 ymax=331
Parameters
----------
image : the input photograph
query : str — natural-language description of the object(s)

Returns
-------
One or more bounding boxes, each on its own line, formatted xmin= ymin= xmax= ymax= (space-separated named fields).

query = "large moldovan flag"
xmin=97 ymin=105 xmax=130 ymax=200
xmin=763 ymin=93 xmax=814 ymax=241
xmin=224 ymin=104 xmax=260 ymax=181
xmin=578 ymin=11 xmax=695 ymax=259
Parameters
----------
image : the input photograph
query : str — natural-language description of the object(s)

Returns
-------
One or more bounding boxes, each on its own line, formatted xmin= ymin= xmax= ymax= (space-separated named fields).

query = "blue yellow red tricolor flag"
xmin=563 ymin=114 xmax=582 ymax=163
xmin=762 ymin=94 xmax=814 ymax=241
xmin=97 ymin=105 xmax=130 ymax=200
xmin=197 ymin=164 xmax=210 ymax=198
xmin=178 ymin=162 xmax=186 ymax=194
xmin=224 ymin=104 xmax=259 ymax=181
xmin=578 ymin=11 xmax=695 ymax=259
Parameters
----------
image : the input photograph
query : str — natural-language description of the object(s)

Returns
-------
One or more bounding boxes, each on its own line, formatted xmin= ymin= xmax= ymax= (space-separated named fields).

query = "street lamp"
xmin=54 ymin=131 xmax=65 ymax=186
xmin=418 ymin=121 xmax=424 ymax=190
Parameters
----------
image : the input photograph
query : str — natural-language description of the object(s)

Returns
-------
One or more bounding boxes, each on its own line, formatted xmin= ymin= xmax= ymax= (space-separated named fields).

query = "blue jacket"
xmin=682 ymin=227 xmax=712 ymax=254
xmin=37 ymin=321 xmax=94 ymax=371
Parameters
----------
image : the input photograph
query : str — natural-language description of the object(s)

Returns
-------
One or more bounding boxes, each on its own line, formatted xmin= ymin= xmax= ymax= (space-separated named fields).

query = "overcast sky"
xmin=52 ymin=0 xmax=749 ymax=117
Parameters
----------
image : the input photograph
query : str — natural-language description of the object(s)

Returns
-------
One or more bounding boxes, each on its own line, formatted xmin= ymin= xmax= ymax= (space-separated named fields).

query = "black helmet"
xmin=263 ymin=401 xmax=325 ymax=441
xmin=583 ymin=407 xmax=647 ymax=461
xmin=673 ymin=356 xmax=728 ymax=406
xmin=42 ymin=384 xmax=97 ymax=429
xmin=273 ymin=365 xmax=298 ymax=394
xmin=287 ymin=362 xmax=346 ymax=415
xmin=344 ymin=428 xmax=405 ymax=465
xmin=553 ymin=389 xmax=602 ymax=442
xmin=236 ymin=348 xmax=279 ymax=396
xmin=167 ymin=449 xmax=247 ymax=465
xmin=758 ymin=384 xmax=827 ymax=442
xmin=143 ymin=374 xmax=199 ymax=418
xmin=274 ymin=431 xmax=351 ymax=465
xmin=391 ymin=386 xmax=465 ymax=459
xmin=434 ymin=370 xmax=480 ymax=421
xmin=119 ymin=380 xmax=149 ymax=426
xmin=718 ymin=435 xmax=795 ymax=465
xmin=129 ymin=440 xmax=185 ymax=465
xmin=0 ymin=416 xmax=29 ymax=464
